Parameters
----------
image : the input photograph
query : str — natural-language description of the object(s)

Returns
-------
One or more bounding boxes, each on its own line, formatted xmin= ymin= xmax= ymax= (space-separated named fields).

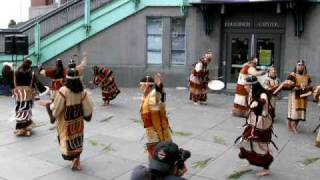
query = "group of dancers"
xmin=1 ymin=52 xmax=120 ymax=170
xmin=1 ymin=51 xmax=320 ymax=177
xmin=231 ymin=58 xmax=319 ymax=176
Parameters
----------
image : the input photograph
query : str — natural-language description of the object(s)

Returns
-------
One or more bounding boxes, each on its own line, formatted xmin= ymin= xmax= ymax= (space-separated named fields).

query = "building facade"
xmin=42 ymin=0 xmax=320 ymax=88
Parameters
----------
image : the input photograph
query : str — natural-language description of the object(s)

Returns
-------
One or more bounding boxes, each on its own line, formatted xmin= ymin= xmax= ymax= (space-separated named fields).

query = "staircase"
xmin=0 ymin=0 xmax=189 ymax=71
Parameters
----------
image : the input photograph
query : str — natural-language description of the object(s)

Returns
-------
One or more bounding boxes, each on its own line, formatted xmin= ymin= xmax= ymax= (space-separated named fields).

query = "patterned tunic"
xmin=140 ymin=89 xmax=172 ymax=158
xmin=263 ymin=77 xmax=280 ymax=112
xmin=233 ymin=63 xmax=260 ymax=117
xmin=40 ymin=69 xmax=66 ymax=100
xmin=48 ymin=86 xmax=93 ymax=160
xmin=284 ymin=72 xmax=311 ymax=122
xmin=312 ymin=86 xmax=320 ymax=147
xmin=238 ymin=93 xmax=274 ymax=169
xmin=189 ymin=60 xmax=209 ymax=103
xmin=13 ymin=70 xmax=38 ymax=135
xmin=93 ymin=68 xmax=120 ymax=102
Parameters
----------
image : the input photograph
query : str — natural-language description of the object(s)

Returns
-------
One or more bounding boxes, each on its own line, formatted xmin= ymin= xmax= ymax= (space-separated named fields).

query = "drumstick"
xmin=273 ymin=82 xmax=285 ymax=95
xmin=300 ymin=91 xmax=312 ymax=98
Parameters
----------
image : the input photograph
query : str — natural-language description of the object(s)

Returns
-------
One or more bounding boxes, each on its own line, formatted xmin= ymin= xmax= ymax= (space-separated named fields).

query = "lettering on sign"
xmin=224 ymin=21 xmax=252 ymax=28
xmin=256 ymin=22 xmax=281 ymax=28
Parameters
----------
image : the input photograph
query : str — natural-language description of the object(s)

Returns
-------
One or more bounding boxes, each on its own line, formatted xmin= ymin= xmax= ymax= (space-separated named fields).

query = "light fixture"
xmin=221 ymin=4 xmax=225 ymax=15
xmin=276 ymin=3 xmax=281 ymax=14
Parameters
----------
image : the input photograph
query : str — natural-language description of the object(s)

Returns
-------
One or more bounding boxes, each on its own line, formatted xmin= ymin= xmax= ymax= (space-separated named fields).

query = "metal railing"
xmin=0 ymin=0 xmax=113 ymax=53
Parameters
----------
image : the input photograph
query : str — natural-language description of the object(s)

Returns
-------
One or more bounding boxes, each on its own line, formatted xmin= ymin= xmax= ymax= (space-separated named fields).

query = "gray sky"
xmin=0 ymin=0 xmax=30 ymax=28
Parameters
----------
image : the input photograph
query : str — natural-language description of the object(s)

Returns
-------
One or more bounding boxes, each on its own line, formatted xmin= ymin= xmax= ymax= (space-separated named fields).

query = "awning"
xmin=189 ymin=0 xmax=293 ymax=4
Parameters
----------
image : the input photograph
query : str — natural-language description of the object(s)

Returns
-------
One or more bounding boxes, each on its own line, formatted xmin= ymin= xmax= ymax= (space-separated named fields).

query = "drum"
xmin=208 ymin=80 xmax=225 ymax=90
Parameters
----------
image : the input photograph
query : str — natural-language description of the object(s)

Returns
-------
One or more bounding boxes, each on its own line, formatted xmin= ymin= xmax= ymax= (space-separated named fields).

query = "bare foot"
xmin=292 ymin=127 xmax=299 ymax=134
xmin=193 ymin=102 xmax=200 ymax=105
xmin=256 ymin=169 xmax=270 ymax=177
xmin=71 ymin=159 xmax=78 ymax=170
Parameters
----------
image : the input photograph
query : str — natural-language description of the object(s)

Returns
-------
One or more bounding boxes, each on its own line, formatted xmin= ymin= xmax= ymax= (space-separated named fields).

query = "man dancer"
xmin=139 ymin=75 xmax=172 ymax=158
xmin=282 ymin=60 xmax=312 ymax=133
xmin=233 ymin=57 xmax=266 ymax=117
xmin=189 ymin=52 xmax=213 ymax=105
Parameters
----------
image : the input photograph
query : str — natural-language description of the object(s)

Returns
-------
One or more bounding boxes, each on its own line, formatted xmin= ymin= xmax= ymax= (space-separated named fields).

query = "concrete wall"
xmin=42 ymin=7 xmax=221 ymax=87
xmin=284 ymin=4 xmax=320 ymax=85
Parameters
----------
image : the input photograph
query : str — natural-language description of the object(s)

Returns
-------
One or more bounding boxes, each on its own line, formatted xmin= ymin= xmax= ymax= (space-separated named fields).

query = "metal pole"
xmin=84 ymin=0 xmax=91 ymax=33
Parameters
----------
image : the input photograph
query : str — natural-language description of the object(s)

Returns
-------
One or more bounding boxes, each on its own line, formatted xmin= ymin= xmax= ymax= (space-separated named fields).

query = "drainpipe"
xmin=34 ymin=23 xmax=41 ymax=64
xmin=84 ymin=0 xmax=91 ymax=34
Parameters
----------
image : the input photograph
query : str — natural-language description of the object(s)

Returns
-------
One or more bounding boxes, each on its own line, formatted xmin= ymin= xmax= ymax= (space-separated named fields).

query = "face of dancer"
xmin=140 ymin=83 xmax=152 ymax=95
xmin=204 ymin=53 xmax=213 ymax=64
xmin=296 ymin=64 xmax=305 ymax=74
xmin=154 ymin=73 xmax=161 ymax=86
xmin=269 ymin=69 xmax=277 ymax=78
xmin=251 ymin=58 xmax=258 ymax=67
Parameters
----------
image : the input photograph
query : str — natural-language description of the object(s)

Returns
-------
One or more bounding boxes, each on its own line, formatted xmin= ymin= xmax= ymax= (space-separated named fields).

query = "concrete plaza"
xmin=0 ymin=88 xmax=319 ymax=180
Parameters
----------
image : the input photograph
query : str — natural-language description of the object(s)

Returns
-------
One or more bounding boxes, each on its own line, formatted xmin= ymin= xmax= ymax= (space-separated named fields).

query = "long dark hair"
xmin=250 ymin=82 xmax=271 ymax=116
xmin=65 ymin=78 xmax=83 ymax=93
xmin=65 ymin=68 xmax=83 ymax=93
xmin=55 ymin=63 xmax=64 ymax=79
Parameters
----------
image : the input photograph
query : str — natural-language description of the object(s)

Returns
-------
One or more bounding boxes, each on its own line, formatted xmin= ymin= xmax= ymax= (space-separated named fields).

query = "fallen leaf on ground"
xmin=89 ymin=139 xmax=98 ymax=146
xmin=213 ymin=136 xmax=227 ymax=145
xmin=100 ymin=115 xmax=114 ymax=122
xmin=227 ymin=169 xmax=252 ymax=179
xmin=302 ymin=157 xmax=320 ymax=166
xmin=192 ymin=157 xmax=213 ymax=169
xmin=172 ymin=131 xmax=192 ymax=137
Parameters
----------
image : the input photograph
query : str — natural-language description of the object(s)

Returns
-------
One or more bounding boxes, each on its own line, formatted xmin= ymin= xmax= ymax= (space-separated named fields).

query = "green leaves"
xmin=192 ymin=157 xmax=213 ymax=169
xmin=227 ymin=169 xmax=252 ymax=179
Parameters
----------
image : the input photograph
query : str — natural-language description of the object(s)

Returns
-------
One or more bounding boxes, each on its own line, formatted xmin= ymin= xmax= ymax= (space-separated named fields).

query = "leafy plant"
xmin=192 ymin=157 xmax=213 ymax=169
xmin=227 ymin=169 xmax=252 ymax=179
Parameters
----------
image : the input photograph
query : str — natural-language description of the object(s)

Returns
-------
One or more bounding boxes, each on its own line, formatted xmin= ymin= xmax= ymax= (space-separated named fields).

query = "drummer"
xmin=232 ymin=57 xmax=266 ymax=118
xmin=189 ymin=52 xmax=213 ymax=105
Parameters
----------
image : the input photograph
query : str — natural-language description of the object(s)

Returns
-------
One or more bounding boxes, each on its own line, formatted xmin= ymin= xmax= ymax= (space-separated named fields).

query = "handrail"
xmin=0 ymin=0 xmax=113 ymax=52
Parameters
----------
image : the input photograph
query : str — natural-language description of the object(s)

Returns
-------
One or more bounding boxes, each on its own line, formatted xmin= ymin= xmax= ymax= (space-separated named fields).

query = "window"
xmin=147 ymin=18 xmax=163 ymax=64
xmin=171 ymin=18 xmax=186 ymax=65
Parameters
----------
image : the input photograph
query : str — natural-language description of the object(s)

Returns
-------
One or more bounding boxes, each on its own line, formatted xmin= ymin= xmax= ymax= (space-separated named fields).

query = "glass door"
xmin=225 ymin=33 xmax=281 ymax=84
xmin=226 ymin=34 xmax=252 ymax=83
xmin=254 ymin=34 xmax=281 ymax=70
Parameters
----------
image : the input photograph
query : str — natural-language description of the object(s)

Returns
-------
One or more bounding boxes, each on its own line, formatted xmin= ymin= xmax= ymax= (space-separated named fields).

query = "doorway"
xmin=225 ymin=33 xmax=281 ymax=84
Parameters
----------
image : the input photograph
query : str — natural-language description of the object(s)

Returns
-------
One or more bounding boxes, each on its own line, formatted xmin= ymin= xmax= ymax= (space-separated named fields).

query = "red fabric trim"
xmin=142 ymin=113 xmax=153 ymax=128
